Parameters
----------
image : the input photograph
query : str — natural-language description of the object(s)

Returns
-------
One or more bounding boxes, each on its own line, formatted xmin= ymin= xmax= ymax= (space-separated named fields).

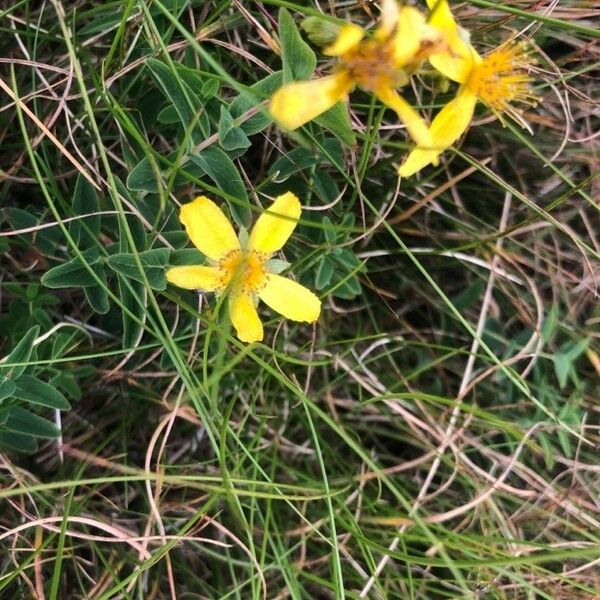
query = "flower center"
xmin=342 ymin=39 xmax=406 ymax=91
xmin=218 ymin=249 xmax=267 ymax=294
xmin=466 ymin=41 xmax=535 ymax=112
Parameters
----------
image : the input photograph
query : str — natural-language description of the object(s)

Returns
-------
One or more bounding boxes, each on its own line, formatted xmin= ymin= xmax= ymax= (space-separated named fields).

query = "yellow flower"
xmin=270 ymin=0 xmax=443 ymax=148
xmin=166 ymin=193 xmax=321 ymax=343
xmin=398 ymin=0 xmax=536 ymax=177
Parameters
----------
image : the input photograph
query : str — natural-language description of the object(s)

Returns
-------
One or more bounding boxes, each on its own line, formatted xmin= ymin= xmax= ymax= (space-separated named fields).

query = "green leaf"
xmin=41 ymin=249 xmax=103 ymax=289
xmin=26 ymin=284 xmax=39 ymax=301
xmin=218 ymin=106 xmax=251 ymax=151
xmin=268 ymin=138 xmax=343 ymax=182
xmin=127 ymin=157 xmax=162 ymax=193
xmin=315 ymin=257 xmax=334 ymax=290
xmin=51 ymin=331 xmax=79 ymax=358
xmin=318 ymin=137 xmax=345 ymax=169
xmin=538 ymin=432 xmax=555 ymax=470
xmin=201 ymin=78 xmax=220 ymax=100
xmin=452 ymin=280 xmax=486 ymax=310
xmin=279 ymin=7 xmax=316 ymax=82
xmin=51 ymin=372 xmax=82 ymax=401
xmin=157 ymin=105 xmax=180 ymax=124
xmin=327 ymin=250 xmax=363 ymax=299
xmin=79 ymin=8 xmax=124 ymax=35
xmin=115 ymin=177 xmax=148 ymax=251
xmin=335 ymin=276 xmax=362 ymax=299
xmin=315 ymin=102 xmax=356 ymax=146
xmin=69 ymin=174 xmax=100 ymax=248
xmin=161 ymin=230 xmax=189 ymax=249
xmin=13 ymin=375 xmax=71 ymax=410
xmin=323 ymin=216 xmax=337 ymax=243
xmin=189 ymin=147 xmax=250 ymax=227
xmin=84 ymin=283 xmax=110 ymax=315
xmin=3 ymin=208 xmax=59 ymax=253
xmin=230 ymin=72 xmax=283 ymax=135
xmin=0 ymin=378 xmax=16 ymax=402
xmin=269 ymin=147 xmax=319 ymax=182
xmin=119 ymin=277 xmax=146 ymax=350
xmin=313 ymin=170 xmax=339 ymax=203
xmin=147 ymin=57 xmax=194 ymax=124
xmin=541 ymin=304 xmax=558 ymax=343
xmin=565 ymin=337 xmax=590 ymax=361
xmin=0 ymin=431 xmax=38 ymax=453
xmin=3 ymin=207 xmax=36 ymax=240
xmin=558 ymin=428 xmax=572 ymax=458
xmin=552 ymin=354 xmax=571 ymax=390
xmin=3 ymin=325 xmax=39 ymax=379
xmin=331 ymin=248 xmax=361 ymax=271
xmin=107 ymin=248 xmax=171 ymax=290
xmin=170 ymin=248 xmax=205 ymax=265
xmin=553 ymin=338 xmax=590 ymax=390
xmin=146 ymin=58 xmax=204 ymax=144
xmin=1 ymin=406 xmax=60 ymax=438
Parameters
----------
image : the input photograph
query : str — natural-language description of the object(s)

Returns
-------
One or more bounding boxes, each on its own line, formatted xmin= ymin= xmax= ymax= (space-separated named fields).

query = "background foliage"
xmin=1 ymin=0 xmax=599 ymax=598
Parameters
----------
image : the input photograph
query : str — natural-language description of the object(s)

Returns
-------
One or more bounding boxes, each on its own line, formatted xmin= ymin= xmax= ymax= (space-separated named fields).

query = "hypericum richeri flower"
xmin=166 ymin=193 xmax=321 ymax=343
xmin=399 ymin=0 xmax=537 ymax=177
xmin=270 ymin=0 xmax=443 ymax=148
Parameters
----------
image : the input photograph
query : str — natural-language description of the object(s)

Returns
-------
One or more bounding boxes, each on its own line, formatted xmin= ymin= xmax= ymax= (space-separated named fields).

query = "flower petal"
xmin=391 ymin=6 xmax=427 ymax=67
xmin=229 ymin=293 xmax=263 ymax=343
xmin=427 ymin=0 xmax=478 ymax=83
xmin=375 ymin=86 xmax=431 ymax=147
xmin=398 ymin=148 xmax=442 ymax=178
xmin=398 ymin=87 xmax=477 ymax=177
xmin=259 ymin=275 xmax=321 ymax=323
xmin=323 ymin=23 xmax=364 ymax=56
xmin=428 ymin=87 xmax=478 ymax=148
xmin=375 ymin=0 xmax=400 ymax=41
xmin=249 ymin=192 xmax=301 ymax=255
xmin=430 ymin=49 xmax=479 ymax=85
xmin=179 ymin=196 xmax=240 ymax=261
xmin=269 ymin=72 xmax=353 ymax=131
xmin=166 ymin=265 xmax=225 ymax=291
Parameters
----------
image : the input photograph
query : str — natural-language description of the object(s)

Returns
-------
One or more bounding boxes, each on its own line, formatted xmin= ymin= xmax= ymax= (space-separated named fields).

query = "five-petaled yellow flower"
xmin=399 ymin=0 xmax=536 ymax=177
xmin=166 ymin=193 xmax=321 ymax=343
xmin=270 ymin=0 xmax=443 ymax=149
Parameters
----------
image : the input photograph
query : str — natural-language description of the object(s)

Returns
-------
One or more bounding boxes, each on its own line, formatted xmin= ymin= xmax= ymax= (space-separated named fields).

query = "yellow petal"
xmin=374 ymin=0 xmax=400 ymax=41
xmin=375 ymin=86 xmax=431 ymax=147
xmin=428 ymin=87 xmax=477 ymax=148
xmin=269 ymin=72 xmax=353 ymax=130
xmin=427 ymin=0 xmax=478 ymax=83
xmin=248 ymin=192 xmax=301 ymax=255
xmin=398 ymin=87 xmax=477 ymax=177
xmin=398 ymin=148 xmax=442 ymax=178
xmin=323 ymin=23 xmax=364 ymax=56
xmin=166 ymin=265 xmax=225 ymax=290
xmin=391 ymin=7 xmax=427 ymax=67
xmin=430 ymin=49 xmax=479 ymax=85
xmin=179 ymin=196 xmax=240 ymax=261
xmin=229 ymin=293 xmax=263 ymax=343
xmin=259 ymin=275 xmax=321 ymax=323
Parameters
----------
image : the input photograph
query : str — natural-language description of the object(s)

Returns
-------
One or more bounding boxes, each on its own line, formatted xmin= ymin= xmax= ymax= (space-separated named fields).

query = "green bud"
xmin=265 ymin=258 xmax=291 ymax=275
xmin=301 ymin=16 xmax=341 ymax=47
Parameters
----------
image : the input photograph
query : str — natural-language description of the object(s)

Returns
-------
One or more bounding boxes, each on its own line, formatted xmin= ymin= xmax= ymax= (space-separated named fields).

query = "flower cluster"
xmin=166 ymin=0 xmax=538 ymax=343
xmin=270 ymin=0 xmax=536 ymax=177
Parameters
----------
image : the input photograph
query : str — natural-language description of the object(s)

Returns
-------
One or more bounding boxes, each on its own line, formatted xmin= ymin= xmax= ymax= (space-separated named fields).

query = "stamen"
xmin=218 ymin=250 xmax=267 ymax=294
xmin=342 ymin=39 xmax=399 ymax=91
xmin=466 ymin=40 xmax=538 ymax=118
